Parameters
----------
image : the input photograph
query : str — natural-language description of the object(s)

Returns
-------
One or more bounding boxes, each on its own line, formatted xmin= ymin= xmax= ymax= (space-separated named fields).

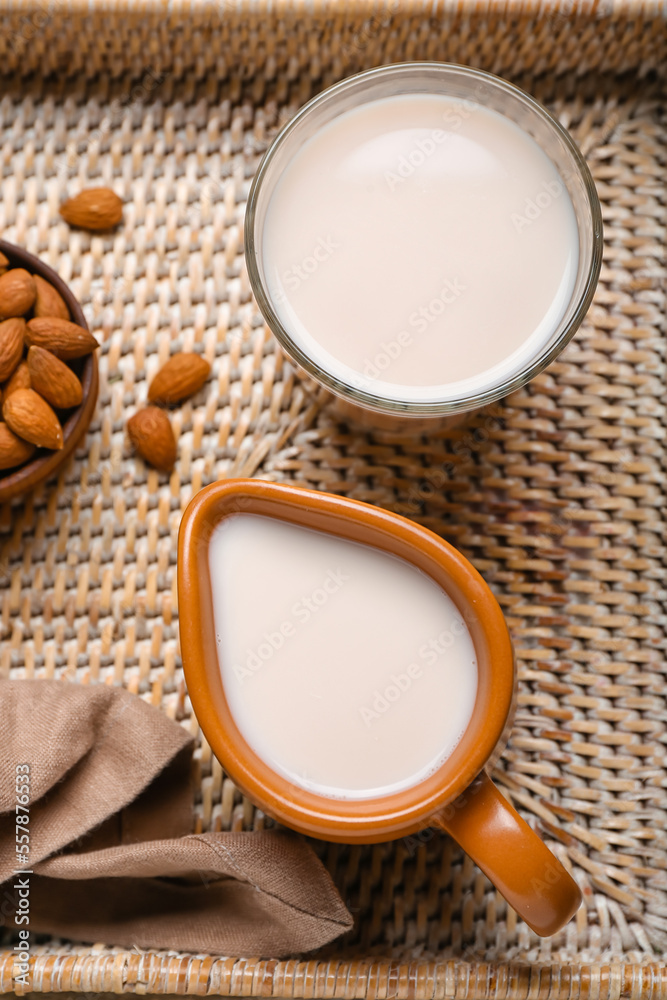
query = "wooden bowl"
xmin=0 ymin=241 xmax=99 ymax=503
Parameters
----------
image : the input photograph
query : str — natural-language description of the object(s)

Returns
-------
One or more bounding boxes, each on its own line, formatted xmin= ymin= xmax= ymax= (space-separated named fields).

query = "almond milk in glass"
xmin=245 ymin=63 xmax=602 ymax=432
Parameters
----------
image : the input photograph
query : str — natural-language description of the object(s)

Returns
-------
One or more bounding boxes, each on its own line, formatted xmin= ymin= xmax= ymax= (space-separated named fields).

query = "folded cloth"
xmin=0 ymin=679 xmax=352 ymax=955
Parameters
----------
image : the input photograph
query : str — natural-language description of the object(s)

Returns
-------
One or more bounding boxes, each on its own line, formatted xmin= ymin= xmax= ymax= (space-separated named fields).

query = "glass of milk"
xmin=245 ymin=63 xmax=602 ymax=432
xmin=179 ymin=478 xmax=583 ymax=937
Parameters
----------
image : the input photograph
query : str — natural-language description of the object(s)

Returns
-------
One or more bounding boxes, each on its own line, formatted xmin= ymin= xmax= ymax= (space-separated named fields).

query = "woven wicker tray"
xmin=0 ymin=0 xmax=665 ymax=995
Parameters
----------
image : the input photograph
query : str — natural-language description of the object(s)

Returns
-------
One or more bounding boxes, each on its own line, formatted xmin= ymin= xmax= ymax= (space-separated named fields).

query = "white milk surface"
xmin=261 ymin=93 xmax=579 ymax=403
xmin=209 ymin=514 xmax=478 ymax=799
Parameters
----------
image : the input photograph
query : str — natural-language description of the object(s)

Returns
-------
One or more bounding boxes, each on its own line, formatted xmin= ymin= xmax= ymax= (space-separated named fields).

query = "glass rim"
xmin=244 ymin=61 xmax=604 ymax=417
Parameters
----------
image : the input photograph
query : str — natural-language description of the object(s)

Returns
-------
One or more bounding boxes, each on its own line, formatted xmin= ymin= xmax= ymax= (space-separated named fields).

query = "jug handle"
xmin=433 ymin=771 xmax=582 ymax=936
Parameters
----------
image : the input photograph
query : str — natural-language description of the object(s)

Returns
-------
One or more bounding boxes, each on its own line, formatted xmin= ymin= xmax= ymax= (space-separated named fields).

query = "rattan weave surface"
xmin=0 ymin=0 xmax=665 ymax=995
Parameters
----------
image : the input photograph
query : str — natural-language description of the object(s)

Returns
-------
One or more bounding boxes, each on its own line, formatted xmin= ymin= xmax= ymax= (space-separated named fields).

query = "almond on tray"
xmin=148 ymin=352 xmax=211 ymax=405
xmin=59 ymin=188 xmax=124 ymax=231
xmin=127 ymin=406 xmax=177 ymax=473
xmin=126 ymin=352 xmax=211 ymax=472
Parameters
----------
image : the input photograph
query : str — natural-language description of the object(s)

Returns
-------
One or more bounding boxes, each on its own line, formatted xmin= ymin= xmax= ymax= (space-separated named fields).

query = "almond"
xmin=0 ymin=421 xmax=35 ymax=470
xmin=0 ymin=317 xmax=26 ymax=381
xmin=127 ymin=407 xmax=176 ymax=472
xmin=33 ymin=274 xmax=70 ymax=320
xmin=148 ymin=353 xmax=211 ymax=405
xmin=26 ymin=317 xmax=97 ymax=360
xmin=0 ymin=252 xmax=9 ymax=278
xmin=3 ymin=388 xmax=64 ymax=450
xmin=4 ymin=361 xmax=31 ymax=398
xmin=60 ymin=187 xmax=124 ymax=231
xmin=28 ymin=346 xmax=83 ymax=410
xmin=0 ymin=269 xmax=36 ymax=319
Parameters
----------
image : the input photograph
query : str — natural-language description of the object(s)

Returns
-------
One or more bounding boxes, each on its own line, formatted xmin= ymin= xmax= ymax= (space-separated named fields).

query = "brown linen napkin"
xmin=0 ymin=679 xmax=352 ymax=955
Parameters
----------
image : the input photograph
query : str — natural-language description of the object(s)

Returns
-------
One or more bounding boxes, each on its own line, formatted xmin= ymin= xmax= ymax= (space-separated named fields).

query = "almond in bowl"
xmin=0 ymin=241 xmax=99 ymax=503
